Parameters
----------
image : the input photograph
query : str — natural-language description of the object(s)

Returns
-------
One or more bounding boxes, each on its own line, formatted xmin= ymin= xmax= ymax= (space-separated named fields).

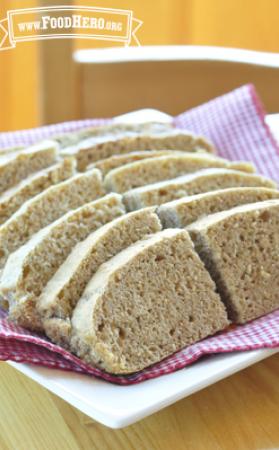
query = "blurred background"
xmin=0 ymin=0 xmax=278 ymax=131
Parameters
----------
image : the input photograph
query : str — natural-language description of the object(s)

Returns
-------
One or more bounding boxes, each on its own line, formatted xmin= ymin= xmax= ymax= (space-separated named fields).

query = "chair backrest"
xmin=39 ymin=39 xmax=279 ymax=123
xmin=74 ymin=46 xmax=279 ymax=118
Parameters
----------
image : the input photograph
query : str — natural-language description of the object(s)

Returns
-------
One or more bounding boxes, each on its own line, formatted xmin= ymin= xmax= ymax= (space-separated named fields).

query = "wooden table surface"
xmin=0 ymin=354 xmax=278 ymax=450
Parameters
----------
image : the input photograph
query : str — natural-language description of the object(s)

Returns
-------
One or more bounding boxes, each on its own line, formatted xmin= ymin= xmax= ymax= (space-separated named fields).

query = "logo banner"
xmin=0 ymin=5 xmax=143 ymax=50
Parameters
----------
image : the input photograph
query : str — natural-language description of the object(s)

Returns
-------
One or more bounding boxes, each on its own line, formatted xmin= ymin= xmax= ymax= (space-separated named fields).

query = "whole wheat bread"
xmin=0 ymin=140 xmax=58 ymax=194
xmin=89 ymin=150 xmax=188 ymax=175
xmin=123 ymin=168 xmax=276 ymax=210
xmin=0 ymin=158 xmax=76 ymax=225
xmin=0 ymin=169 xmax=104 ymax=269
xmin=61 ymin=130 xmax=215 ymax=170
xmin=70 ymin=229 xmax=229 ymax=374
xmin=104 ymin=155 xmax=256 ymax=193
xmin=2 ymin=194 xmax=125 ymax=330
xmin=188 ymin=199 xmax=279 ymax=323
xmin=157 ymin=187 xmax=279 ymax=227
xmin=39 ymin=207 xmax=162 ymax=346
xmin=54 ymin=121 xmax=174 ymax=148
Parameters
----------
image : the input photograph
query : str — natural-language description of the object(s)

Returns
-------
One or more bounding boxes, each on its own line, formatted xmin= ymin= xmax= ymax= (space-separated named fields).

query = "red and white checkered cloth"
xmin=0 ymin=84 xmax=278 ymax=385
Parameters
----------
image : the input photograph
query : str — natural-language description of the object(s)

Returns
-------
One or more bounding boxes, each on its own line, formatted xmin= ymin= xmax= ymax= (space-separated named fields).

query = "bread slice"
xmin=0 ymin=169 xmax=104 ymax=269
xmin=61 ymin=130 xmax=215 ymax=171
xmin=89 ymin=150 xmax=189 ymax=175
xmin=123 ymin=168 xmax=276 ymax=210
xmin=157 ymin=187 xmax=279 ymax=227
xmin=70 ymin=229 xmax=229 ymax=374
xmin=1 ymin=194 xmax=125 ymax=330
xmin=0 ymin=158 xmax=76 ymax=225
xmin=0 ymin=140 xmax=58 ymax=194
xmin=104 ymin=154 xmax=256 ymax=193
xmin=54 ymin=121 xmax=174 ymax=148
xmin=38 ymin=208 xmax=162 ymax=346
xmin=0 ymin=146 xmax=24 ymax=155
xmin=188 ymin=199 xmax=279 ymax=324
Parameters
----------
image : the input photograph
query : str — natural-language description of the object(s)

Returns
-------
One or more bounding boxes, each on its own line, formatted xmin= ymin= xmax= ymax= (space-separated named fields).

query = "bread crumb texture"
xmin=188 ymin=200 xmax=279 ymax=324
xmin=71 ymin=229 xmax=229 ymax=374
xmin=2 ymin=194 xmax=124 ymax=331
xmin=40 ymin=207 xmax=162 ymax=346
xmin=61 ymin=128 xmax=214 ymax=170
xmin=0 ymin=169 xmax=104 ymax=269
xmin=104 ymin=154 xmax=255 ymax=193
xmin=157 ymin=187 xmax=279 ymax=228
xmin=123 ymin=168 xmax=276 ymax=210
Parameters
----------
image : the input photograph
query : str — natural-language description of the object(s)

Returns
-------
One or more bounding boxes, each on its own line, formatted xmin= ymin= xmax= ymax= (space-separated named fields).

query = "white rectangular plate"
xmin=6 ymin=110 xmax=279 ymax=429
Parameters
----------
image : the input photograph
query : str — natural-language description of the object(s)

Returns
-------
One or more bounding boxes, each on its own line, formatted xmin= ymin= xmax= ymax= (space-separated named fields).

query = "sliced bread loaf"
xmin=188 ymin=199 xmax=279 ymax=323
xmin=2 ymin=194 xmax=125 ymax=330
xmin=0 ymin=169 xmax=104 ymax=269
xmin=61 ymin=130 xmax=215 ymax=171
xmin=0 ymin=140 xmax=58 ymax=194
xmin=157 ymin=187 xmax=279 ymax=227
xmin=89 ymin=150 xmax=188 ymax=175
xmin=54 ymin=121 xmax=174 ymax=148
xmin=0 ymin=158 xmax=76 ymax=225
xmin=38 ymin=208 xmax=162 ymax=345
xmin=70 ymin=229 xmax=229 ymax=374
xmin=123 ymin=168 xmax=276 ymax=210
xmin=104 ymin=155 xmax=256 ymax=193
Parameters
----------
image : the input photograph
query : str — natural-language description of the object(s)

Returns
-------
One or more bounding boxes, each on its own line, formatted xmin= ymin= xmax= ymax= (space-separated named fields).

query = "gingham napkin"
xmin=0 ymin=84 xmax=278 ymax=385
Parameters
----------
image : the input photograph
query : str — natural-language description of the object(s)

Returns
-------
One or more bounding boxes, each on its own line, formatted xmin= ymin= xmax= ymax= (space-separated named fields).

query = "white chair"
xmin=40 ymin=41 xmax=279 ymax=123
xmin=74 ymin=46 xmax=279 ymax=118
